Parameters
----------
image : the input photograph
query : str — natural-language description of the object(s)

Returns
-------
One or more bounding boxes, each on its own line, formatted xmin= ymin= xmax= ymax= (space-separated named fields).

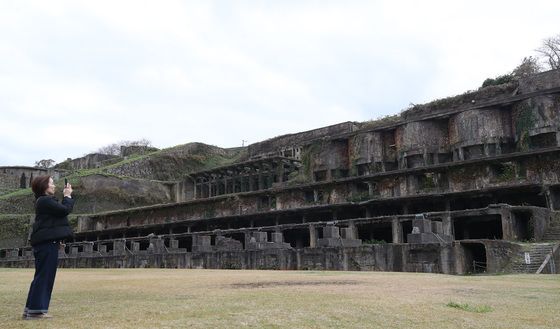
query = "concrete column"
xmin=83 ymin=242 xmax=94 ymax=254
xmin=309 ymin=224 xmax=317 ymax=248
xmin=500 ymin=207 xmax=515 ymax=241
xmin=392 ymin=217 xmax=403 ymax=243
xmin=348 ymin=221 xmax=358 ymax=240
xmin=367 ymin=182 xmax=374 ymax=196
xmin=423 ymin=148 xmax=429 ymax=166
xmin=543 ymin=185 xmax=555 ymax=210
xmin=442 ymin=214 xmax=453 ymax=237
xmin=276 ymin=161 xmax=285 ymax=182
xmin=258 ymin=165 xmax=265 ymax=190
xmin=483 ymin=143 xmax=490 ymax=157
xmin=244 ymin=231 xmax=251 ymax=249
xmin=113 ymin=239 xmax=126 ymax=256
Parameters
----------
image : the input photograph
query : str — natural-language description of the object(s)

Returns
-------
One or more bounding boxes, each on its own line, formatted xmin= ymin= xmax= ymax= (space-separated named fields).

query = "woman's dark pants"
xmin=24 ymin=241 xmax=59 ymax=314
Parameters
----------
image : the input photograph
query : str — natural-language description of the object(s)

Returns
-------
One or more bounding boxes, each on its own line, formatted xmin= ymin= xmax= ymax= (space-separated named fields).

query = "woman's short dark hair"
xmin=31 ymin=176 xmax=51 ymax=198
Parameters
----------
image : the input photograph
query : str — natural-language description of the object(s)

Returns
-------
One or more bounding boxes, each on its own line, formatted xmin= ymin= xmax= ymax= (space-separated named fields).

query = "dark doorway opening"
xmin=453 ymin=215 xmax=502 ymax=240
xmin=357 ymin=222 xmax=393 ymax=243
xmin=402 ymin=221 xmax=413 ymax=243
xmin=177 ymin=237 xmax=192 ymax=252
xmin=462 ymin=243 xmax=487 ymax=274
xmin=229 ymin=233 xmax=246 ymax=249
xmin=530 ymin=132 xmax=557 ymax=149
xmin=284 ymin=228 xmax=310 ymax=248
xmin=513 ymin=211 xmax=532 ymax=241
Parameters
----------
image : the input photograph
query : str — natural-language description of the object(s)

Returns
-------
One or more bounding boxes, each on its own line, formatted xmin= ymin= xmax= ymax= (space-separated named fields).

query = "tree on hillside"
xmin=95 ymin=139 xmax=153 ymax=156
xmin=536 ymin=34 xmax=560 ymax=70
xmin=512 ymin=56 xmax=542 ymax=78
xmin=34 ymin=159 xmax=56 ymax=169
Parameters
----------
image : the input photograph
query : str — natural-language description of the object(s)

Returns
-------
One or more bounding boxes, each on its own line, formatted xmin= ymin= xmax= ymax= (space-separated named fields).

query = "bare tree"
xmin=34 ymin=159 xmax=56 ymax=169
xmin=536 ymin=34 xmax=560 ymax=70
xmin=95 ymin=139 xmax=153 ymax=156
xmin=512 ymin=56 xmax=542 ymax=78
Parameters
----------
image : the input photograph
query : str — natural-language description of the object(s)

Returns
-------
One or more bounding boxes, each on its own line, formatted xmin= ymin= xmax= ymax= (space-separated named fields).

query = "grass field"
xmin=0 ymin=269 xmax=558 ymax=329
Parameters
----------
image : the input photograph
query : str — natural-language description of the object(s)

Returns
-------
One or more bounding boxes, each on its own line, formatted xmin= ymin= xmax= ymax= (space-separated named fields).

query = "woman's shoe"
xmin=24 ymin=313 xmax=53 ymax=320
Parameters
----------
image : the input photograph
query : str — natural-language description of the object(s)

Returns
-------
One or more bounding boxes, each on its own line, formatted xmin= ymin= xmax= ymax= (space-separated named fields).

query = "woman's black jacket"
xmin=29 ymin=195 xmax=75 ymax=246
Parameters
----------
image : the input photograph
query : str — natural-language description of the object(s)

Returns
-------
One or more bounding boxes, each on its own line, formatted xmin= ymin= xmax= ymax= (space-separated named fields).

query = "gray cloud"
xmin=1 ymin=0 xmax=559 ymax=166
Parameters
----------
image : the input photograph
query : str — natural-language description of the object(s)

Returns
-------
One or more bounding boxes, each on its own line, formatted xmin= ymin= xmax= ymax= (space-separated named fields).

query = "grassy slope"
xmin=0 ymin=269 xmax=558 ymax=329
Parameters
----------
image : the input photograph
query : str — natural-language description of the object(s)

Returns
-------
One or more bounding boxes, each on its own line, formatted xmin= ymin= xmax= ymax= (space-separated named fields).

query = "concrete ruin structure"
xmin=0 ymin=166 xmax=62 ymax=192
xmin=2 ymin=70 xmax=560 ymax=274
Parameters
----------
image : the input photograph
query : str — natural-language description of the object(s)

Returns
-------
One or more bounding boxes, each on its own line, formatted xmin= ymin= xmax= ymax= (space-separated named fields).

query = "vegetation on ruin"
xmin=495 ymin=163 xmax=517 ymax=183
xmin=346 ymin=192 xmax=371 ymax=203
xmin=286 ymin=141 xmax=321 ymax=186
xmin=0 ymin=187 xmax=33 ymax=201
xmin=514 ymin=102 xmax=536 ymax=152
xmin=481 ymin=74 xmax=514 ymax=88
xmin=1 ymin=269 xmax=559 ymax=329
xmin=0 ymin=215 xmax=30 ymax=248
xmin=360 ymin=114 xmax=401 ymax=130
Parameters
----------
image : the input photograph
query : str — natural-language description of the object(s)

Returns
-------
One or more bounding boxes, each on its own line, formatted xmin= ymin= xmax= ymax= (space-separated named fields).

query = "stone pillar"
xmin=276 ymin=161 xmax=285 ymax=182
xmin=323 ymin=226 xmax=340 ymax=238
xmin=392 ymin=217 xmax=403 ymax=243
xmin=543 ymin=185 xmax=555 ymax=210
xmin=309 ymin=224 xmax=317 ymax=248
xmin=258 ymin=165 xmax=265 ymax=190
xmin=500 ymin=207 xmax=515 ymax=241
xmin=149 ymin=237 xmax=165 ymax=253
xmin=253 ymin=232 xmax=267 ymax=243
xmin=170 ymin=239 xmax=179 ymax=249
xmin=113 ymin=239 xmax=126 ymax=256
xmin=131 ymin=242 xmax=140 ymax=252
xmin=99 ymin=244 xmax=107 ymax=253
xmin=192 ymin=235 xmax=212 ymax=252
xmin=442 ymin=214 xmax=453 ymax=237
xmin=271 ymin=232 xmax=284 ymax=243
xmin=347 ymin=221 xmax=358 ymax=240
xmin=244 ymin=231 xmax=252 ymax=249
xmin=83 ymin=242 xmax=94 ymax=254
xmin=367 ymin=182 xmax=374 ymax=196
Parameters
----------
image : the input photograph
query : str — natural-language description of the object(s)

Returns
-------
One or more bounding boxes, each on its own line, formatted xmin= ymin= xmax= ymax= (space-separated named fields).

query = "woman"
xmin=23 ymin=176 xmax=74 ymax=320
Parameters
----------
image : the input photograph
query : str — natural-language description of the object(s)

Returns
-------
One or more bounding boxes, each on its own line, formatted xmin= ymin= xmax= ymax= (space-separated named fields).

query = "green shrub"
xmin=446 ymin=301 xmax=493 ymax=313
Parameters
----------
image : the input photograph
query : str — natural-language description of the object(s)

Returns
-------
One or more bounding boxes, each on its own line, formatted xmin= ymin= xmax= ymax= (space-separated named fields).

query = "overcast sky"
xmin=1 ymin=1 xmax=558 ymax=166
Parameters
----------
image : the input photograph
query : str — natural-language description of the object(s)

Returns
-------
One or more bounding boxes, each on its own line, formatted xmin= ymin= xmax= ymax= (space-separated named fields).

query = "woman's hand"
xmin=63 ymin=183 xmax=73 ymax=198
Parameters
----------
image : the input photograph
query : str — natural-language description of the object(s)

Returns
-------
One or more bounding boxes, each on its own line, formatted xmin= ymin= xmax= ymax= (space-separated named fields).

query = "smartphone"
xmin=64 ymin=178 xmax=68 ymax=188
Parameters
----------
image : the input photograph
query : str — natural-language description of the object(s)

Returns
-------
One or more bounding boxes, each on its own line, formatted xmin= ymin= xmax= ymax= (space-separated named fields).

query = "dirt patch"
xmin=230 ymin=280 xmax=360 ymax=289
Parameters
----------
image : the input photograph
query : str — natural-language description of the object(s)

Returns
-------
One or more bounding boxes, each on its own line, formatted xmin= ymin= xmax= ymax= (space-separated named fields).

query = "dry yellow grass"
xmin=0 ymin=268 xmax=558 ymax=329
